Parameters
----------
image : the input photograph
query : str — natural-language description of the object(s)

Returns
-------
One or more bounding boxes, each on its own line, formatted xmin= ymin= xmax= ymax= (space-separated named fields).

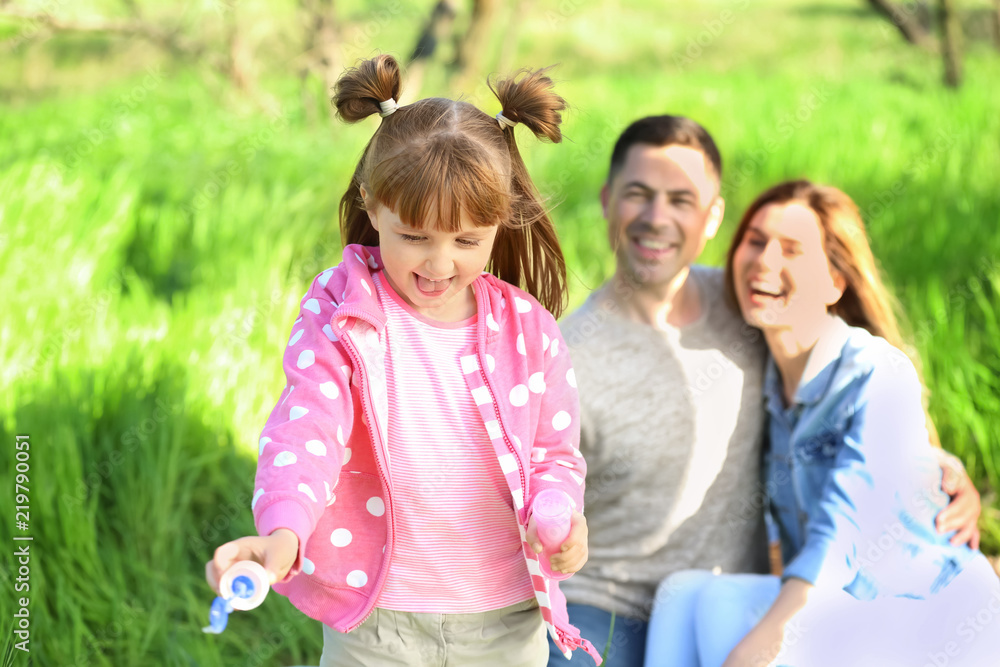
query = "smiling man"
xmin=550 ymin=116 xmax=982 ymax=666
xmin=553 ymin=115 xmax=770 ymax=667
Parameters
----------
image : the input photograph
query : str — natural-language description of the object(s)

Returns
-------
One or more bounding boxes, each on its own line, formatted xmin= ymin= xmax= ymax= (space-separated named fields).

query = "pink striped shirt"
xmin=372 ymin=273 xmax=535 ymax=613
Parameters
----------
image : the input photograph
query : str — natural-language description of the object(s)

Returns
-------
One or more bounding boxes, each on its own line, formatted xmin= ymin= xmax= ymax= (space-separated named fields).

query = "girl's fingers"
xmin=207 ymin=540 xmax=251 ymax=593
xmin=551 ymin=543 xmax=587 ymax=572
xmin=213 ymin=541 xmax=242 ymax=572
xmin=553 ymin=552 xmax=586 ymax=574
xmin=205 ymin=559 xmax=221 ymax=594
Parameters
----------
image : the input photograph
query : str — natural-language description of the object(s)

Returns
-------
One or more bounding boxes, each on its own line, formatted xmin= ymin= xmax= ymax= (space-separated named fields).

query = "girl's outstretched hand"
xmin=526 ymin=511 xmax=589 ymax=576
xmin=205 ymin=528 xmax=299 ymax=595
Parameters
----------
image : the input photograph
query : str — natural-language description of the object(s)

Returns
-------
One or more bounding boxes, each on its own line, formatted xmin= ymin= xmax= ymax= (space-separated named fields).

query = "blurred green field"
xmin=2 ymin=0 xmax=999 ymax=664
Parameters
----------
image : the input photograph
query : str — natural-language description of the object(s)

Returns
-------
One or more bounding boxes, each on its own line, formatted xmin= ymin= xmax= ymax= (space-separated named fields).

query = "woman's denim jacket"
xmin=762 ymin=316 xmax=977 ymax=600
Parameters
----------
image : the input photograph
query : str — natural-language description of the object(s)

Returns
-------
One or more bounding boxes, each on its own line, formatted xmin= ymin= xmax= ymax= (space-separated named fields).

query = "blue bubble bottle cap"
xmin=203 ymin=560 xmax=270 ymax=634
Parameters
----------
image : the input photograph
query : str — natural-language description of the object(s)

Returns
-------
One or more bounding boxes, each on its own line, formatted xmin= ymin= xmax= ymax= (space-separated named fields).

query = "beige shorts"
xmin=319 ymin=597 xmax=548 ymax=667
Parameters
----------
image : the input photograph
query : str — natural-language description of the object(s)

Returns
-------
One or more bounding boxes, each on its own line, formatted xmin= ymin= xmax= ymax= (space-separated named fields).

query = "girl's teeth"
xmin=417 ymin=276 xmax=449 ymax=292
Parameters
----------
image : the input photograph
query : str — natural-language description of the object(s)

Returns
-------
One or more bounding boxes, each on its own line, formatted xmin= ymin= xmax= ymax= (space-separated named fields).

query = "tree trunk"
xmin=994 ymin=0 xmax=1000 ymax=52
xmin=225 ymin=11 xmax=255 ymax=92
xmin=498 ymin=0 xmax=532 ymax=73
xmin=402 ymin=0 xmax=456 ymax=104
xmin=866 ymin=0 xmax=933 ymax=48
xmin=451 ymin=0 xmax=499 ymax=90
xmin=939 ymin=0 xmax=962 ymax=87
xmin=298 ymin=0 xmax=340 ymax=120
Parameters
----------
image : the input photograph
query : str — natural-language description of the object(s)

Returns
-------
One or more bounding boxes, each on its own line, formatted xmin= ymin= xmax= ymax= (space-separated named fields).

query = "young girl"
xmin=646 ymin=180 xmax=1000 ymax=667
xmin=205 ymin=55 xmax=602 ymax=665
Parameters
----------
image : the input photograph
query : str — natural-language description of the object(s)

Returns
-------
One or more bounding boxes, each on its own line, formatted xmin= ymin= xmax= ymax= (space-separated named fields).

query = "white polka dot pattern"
xmin=509 ymin=384 xmax=529 ymax=407
xmin=251 ymin=258 xmax=591 ymax=660
xmin=346 ymin=570 xmax=368 ymax=588
xmin=305 ymin=440 xmax=327 ymax=456
xmin=298 ymin=483 xmax=317 ymax=503
xmin=552 ymin=411 xmax=571 ymax=431
xmin=273 ymin=451 xmax=296 ymax=467
xmin=297 ymin=350 xmax=315 ymax=369
xmin=366 ymin=497 xmax=385 ymax=516
xmin=330 ymin=528 xmax=352 ymax=547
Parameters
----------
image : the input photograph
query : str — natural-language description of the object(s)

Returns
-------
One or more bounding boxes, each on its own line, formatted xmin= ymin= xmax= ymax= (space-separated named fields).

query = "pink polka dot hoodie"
xmin=252 ymin=244 xmax=602 ymax=664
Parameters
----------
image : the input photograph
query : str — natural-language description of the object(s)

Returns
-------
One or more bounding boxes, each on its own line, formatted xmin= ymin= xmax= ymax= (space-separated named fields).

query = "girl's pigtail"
xmin=334 ymin=55 xmax=403 ymax=246
xmin=489 ymin=68 xmax=568 ymax=318
xmin=332 ymin=54 xmax=402 ymax=122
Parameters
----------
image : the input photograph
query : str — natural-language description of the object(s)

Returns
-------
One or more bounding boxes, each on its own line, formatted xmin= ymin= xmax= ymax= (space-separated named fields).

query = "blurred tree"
xmin=939 ymin=0 xmax=963 ymax=86
xmin=404 ymin=0 xmax=457 ymax=103
xmin=497 ymin=0 xmax=532 ymax=73
xmin=994 ymin=0 xmax=1000 ymax=50
xmin=0 ymin=1 xmax=283 ymax=109
xmin=867 ymin=0 xmax=933 ymax=47
xmin=450 ymin=0 xmax=498 ymax=90
xmin=298 ymin=0 xmax=341 ymax=122
xmin=403 ymin=0 xmax=509 ymax=99
xmin=0 ymin=3 xmax=198 ymax=57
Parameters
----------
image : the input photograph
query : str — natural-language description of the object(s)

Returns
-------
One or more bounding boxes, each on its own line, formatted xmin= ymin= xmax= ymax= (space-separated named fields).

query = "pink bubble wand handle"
xmin=532 ymin=488 xmax=574 ymax=581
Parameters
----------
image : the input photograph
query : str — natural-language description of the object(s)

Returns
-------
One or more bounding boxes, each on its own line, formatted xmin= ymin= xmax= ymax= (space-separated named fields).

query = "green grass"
xmin=2 ymin=0 xmax=999 ymax=663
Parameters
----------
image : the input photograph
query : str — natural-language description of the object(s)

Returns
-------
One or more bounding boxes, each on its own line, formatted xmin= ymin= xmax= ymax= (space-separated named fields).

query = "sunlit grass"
xmin=1 ymin=0 xmax=998 ymax=663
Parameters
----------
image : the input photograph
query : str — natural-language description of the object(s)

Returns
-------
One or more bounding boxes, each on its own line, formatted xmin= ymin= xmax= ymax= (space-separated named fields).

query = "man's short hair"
xmin=607 ymin=115 xmax=723 ymax=185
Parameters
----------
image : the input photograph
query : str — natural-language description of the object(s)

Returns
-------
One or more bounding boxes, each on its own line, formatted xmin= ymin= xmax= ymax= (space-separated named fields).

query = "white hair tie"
xmin=496 ymin=112 xmax=517 ymax=130
xmin=379 ymin=98 xmax=398 ymax=118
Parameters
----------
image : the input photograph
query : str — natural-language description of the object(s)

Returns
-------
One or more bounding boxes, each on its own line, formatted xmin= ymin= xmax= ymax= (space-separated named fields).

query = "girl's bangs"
xmin=370 ymin=142 xmax=510 ymax=233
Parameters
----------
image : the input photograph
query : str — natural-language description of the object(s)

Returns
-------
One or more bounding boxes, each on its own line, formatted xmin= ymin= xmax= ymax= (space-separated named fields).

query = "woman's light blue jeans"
xmin=644 ymin=570 xmax=780 ymax=667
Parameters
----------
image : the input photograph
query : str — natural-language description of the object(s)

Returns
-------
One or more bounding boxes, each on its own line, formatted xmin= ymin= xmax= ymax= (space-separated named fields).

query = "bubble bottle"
xmin=532 ymin=488 xmax=574 ymax=581
xmin=203 ymin=560 xmax=270 ymax=634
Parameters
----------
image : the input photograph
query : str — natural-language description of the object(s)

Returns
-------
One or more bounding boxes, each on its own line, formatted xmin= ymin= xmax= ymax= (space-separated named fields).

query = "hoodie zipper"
xmin=479 ymin=363 xmax=528 ymax=513
xmin=339 ymin=328 xmax=394 ymax=633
